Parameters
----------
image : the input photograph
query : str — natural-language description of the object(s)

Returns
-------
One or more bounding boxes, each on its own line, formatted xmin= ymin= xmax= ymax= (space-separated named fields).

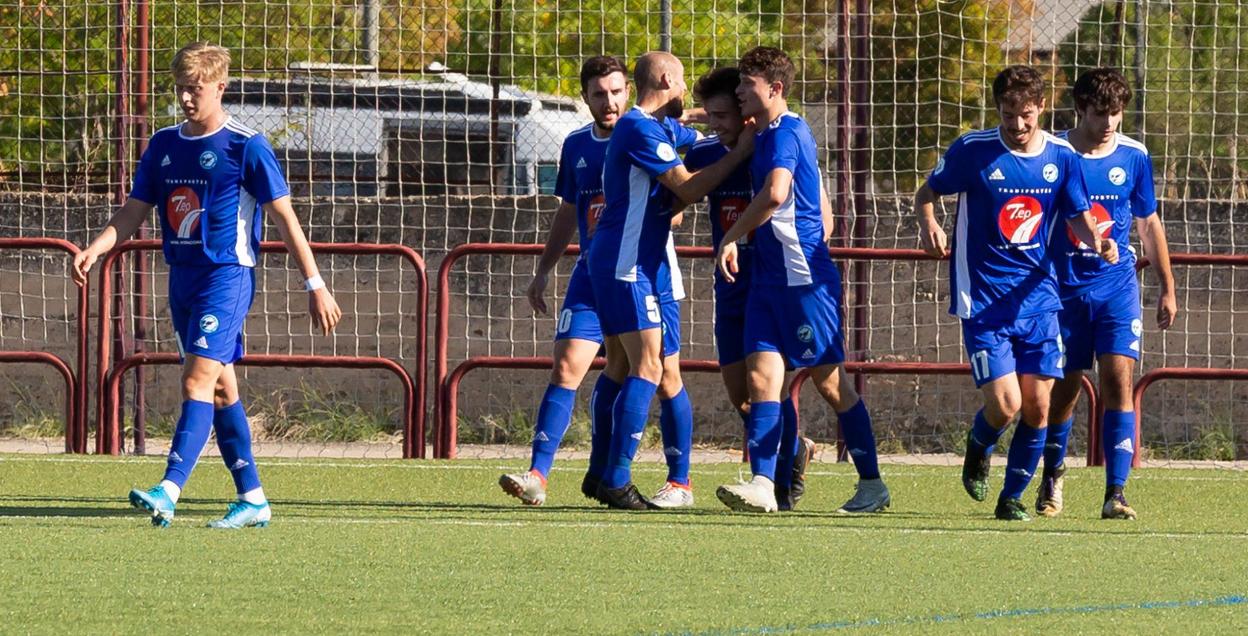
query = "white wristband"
xmin=304 ymin=275 xmax=325 ymax=292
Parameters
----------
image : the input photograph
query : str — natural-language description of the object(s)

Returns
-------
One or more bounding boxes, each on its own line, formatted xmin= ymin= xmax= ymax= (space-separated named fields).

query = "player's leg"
xmin=596 ymin=325 xmax=665 ymax=509
xmin=650 ymin=299 xmax=694 ymax=508
xmin=206 ymin=363 xmax=273 ymax=529
xmin=809 ymin=363 xmax=890 ymax=513
xmin=716 ymin=349 xmax=786 ymax=513
xmin=583 ymin=337 xmax=628 ymax=500
xmin=960 ymin=319 xmax=1020 ymax=503
xmin=1036 ymin=372 xmax=1081 ymax=517
xmin=1098 ymin=353 xmax=1137 ymax=519
xmin=995 ymin=313 xmax=1064 ymax=521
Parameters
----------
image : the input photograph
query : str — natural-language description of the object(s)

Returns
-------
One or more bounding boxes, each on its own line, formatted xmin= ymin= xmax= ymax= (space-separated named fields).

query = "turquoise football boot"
xmin=129 ymin=485 xmax=176 ymax=528
xmin=207 ymin=500 xmax=272 ymax=529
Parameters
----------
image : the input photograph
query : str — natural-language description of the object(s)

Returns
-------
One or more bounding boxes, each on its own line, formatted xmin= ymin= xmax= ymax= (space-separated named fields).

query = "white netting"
xmin=0 ymin=1 xmax=1244 ymax=464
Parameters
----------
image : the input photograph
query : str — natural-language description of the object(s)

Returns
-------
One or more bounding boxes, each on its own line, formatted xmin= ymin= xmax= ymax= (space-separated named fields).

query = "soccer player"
xmin=713 ymin=47 xmax=887 ymax=514
xmin=71 ymin=42 xmax=342 ymax=528
xmin=1035 ymin=68 xmax=1176 ymax=520
xmin=914 ymin=65 xmax=1116 ymax=521
xmin=588 ymin=51 xmax=753 ymax=509
xmin=498 ymin=56 xmax=699 ymax=508
xmin=684 ymin=66 xmax=816 ymax=510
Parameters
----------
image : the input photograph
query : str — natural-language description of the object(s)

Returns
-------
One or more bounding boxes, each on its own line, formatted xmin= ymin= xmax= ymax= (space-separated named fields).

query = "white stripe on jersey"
xmin=1117 ymin=134 xmax=1148 ymax=153
xmin=665 ymin=233 xmax=685 ymax=300
xmin=963 ymin=129 xmax=998 ymax=144
xmin=225 ymin=120 xmax=259 ymax=138
xmin=954 ymin=194 xmax=972 ymax=318
xmin=234 ymin=186 xmax=258 ymax=266
xmin=769 ymin=184 xmax=813 ymax=286
xmin=1043 ymin=131 xmax=1075 ymax=150
xmin=614 ymin=164 xmax=650 ymax=281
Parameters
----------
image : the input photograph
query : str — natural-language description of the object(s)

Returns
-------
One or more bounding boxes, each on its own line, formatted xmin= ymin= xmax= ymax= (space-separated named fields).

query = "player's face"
xmin=174 ymin=74 xmax=225 ymax=123
xmin=735 ymin=73 xmax=773 ymax=120
xmin=583 ymin=72 xmax=628 ymax=130
xmin=704 ymin=94 xmax=745 ymax=146
xmin=1078 ymin=106 xmax=1122 ymax=144
xmin=996 ymin=99 xmax=1045 ymax=149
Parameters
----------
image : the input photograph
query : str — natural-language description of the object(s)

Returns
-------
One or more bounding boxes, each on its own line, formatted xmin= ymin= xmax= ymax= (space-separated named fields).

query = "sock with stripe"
xmin=528 ymin=384 xmax=577 ymax=479
xmin=604 ymin=377 xmax=658 ymax=489
xmin=658 ymin=387 xmax=693 ymax=486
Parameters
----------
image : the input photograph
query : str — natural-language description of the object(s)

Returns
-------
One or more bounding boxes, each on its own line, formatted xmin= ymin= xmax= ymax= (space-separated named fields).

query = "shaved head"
xmin=632 ymin=51 xmax=687 ymax=118
xmin=634 ymin=51 xmax=682 ymax=91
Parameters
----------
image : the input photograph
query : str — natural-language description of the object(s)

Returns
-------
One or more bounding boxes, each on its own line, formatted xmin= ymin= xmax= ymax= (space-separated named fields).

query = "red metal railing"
xmin=1130 ymin=367 xmax=1248 ymax=467
xmin=95 ymin=239 xmax=427 ymax=457
xmin=789 ymin=364 xmax=1100 ymax=464
xmin=100 ymin=352 xmax=420 ymax=458
xmin=0 ymin=238 xmax=90 ymax=452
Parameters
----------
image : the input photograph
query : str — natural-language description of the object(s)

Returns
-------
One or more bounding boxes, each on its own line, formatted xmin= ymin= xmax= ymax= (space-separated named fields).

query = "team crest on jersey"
xmin=998 ymin=195 xmax=1044 ymax=244
xmin=1131 ymin=318 xmax=1143 ymax=337
xmin=586 ymin=193 xmax=605 ymax=237
xmin=933 ymin=157 xmax=946 ymax=175
xmin=199 ymin=151 xmax=218 ymax=170
xmin=1042 ymin=163 xmax=1059 ymax=183
xmin=1108 ymin=167 xmax=1127 ymax=186
xmin=199 ymin=314 xmax=219 ymax=334
xmin=656 ymin=142 xmax=677 ymax=163
xmin=166 ymin=186 xmax=203 ymax=238
xmin=1066 ymin=202 xmax=1113 ymax=249
xmin=796 ymin=324 xmax=814 ymax=343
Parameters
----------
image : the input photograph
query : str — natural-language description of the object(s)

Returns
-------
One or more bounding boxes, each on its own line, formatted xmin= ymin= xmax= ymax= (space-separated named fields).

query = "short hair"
xmin=992 ymin=65 xmax=1046 ymax=108
xmin=171 ymin=42 xmax=230 ymax=83
xmin=579 ymin=56 xmax=628 ymax=93
xmin=693 ymin=67 xmax=741 ymax=106
xmin=738 ymin=47 xmax=795 ymax=97
xmin=1072 ymin=67 xmax=1133 ymax=114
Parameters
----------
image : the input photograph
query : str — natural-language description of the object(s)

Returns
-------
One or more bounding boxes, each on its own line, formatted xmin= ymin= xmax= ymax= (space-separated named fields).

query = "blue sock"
xmin=839 ymin=399 xmax=880 ymax=480
xmin=747 ymin=401 xmax=782 ymax=480
xmin=659 ymin=388 xmax=693 ymax=486
xmin=213 ymin=400 xmax=262 ymax=495
xmin=528 ymin=384 xmax=577 ymax=478
xmin=604 ymin=377 xmax=658 ymax=489
xmin=1000 ymin=422 xmax=1046 ymax=501
xmin=162 ymin=399 xmax=215 ymax=489
xmin=970 ymin=409 xmax=1003 ymax=458
xmin=1103 ymin=410 xmax=1136 ymax=488
xmin=1044 ymin=417 xmax=1073 ymax=473
xmin=774 ymin=398 xmax=799 ymax=489
xmin=586 ymin=375 xmax=621 ymax=480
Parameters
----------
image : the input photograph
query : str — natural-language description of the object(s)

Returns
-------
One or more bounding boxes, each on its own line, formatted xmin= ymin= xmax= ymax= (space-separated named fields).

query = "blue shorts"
xmin=714 ymin=302 xmax=747 ymax=366
xmin=554 ymin=263 xmax=603 ymax=345
xmin=1059 ymin=279 xmax=1142 ymax=371
xmin=168 ymin=264 xmax=255 ymax=365
xmin=660 ymin=297 xmax=681 ymax=357
xmin=962 ymin=311 xmax=1064 ymax=387
xmin=744 ymin=282 xmax=845 ymax=369
xmin=591 ymin=273 xmax=663 ymax=337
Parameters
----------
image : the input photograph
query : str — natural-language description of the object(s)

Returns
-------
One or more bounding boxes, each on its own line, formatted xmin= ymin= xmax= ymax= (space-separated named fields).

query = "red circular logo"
xmin=1066 ymin=202 xmax=1113 ymax=249
xmin=586 ymin=193 xmax=605 ymax=237
xmin=997 ymin=195 xmax=1044 ymax=244
xmin=166 ymin=186 xmax=203 ymax=239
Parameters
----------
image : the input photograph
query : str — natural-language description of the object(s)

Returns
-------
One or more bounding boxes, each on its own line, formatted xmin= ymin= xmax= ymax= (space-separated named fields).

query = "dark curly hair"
xmin=738 ymin=47 xmax=795 ymax=97
xmin=693 ymin=66 xmax=741 ymax=105
xmin=579 ymin=56 xmax=628 ymax=94
xmin=1072 ymin=67 xmax=1132 ymax=114
xmin=992 ymin=65 xmax=1046 ymax=108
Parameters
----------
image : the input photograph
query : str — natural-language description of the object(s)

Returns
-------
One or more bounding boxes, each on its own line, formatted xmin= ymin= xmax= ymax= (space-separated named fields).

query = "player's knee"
xmin=632 ymin=356 xmax=664 ymax=384
xmin=991 ymin=392 xmax=1023 ymax=422
xmin=549 ymin=356 xmax=585 ymax=389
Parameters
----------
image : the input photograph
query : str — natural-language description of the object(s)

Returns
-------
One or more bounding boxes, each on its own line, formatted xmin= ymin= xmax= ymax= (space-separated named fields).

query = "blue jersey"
xmin=684 ymin=136 xmax=754 ymax=306
xmin=927 ymin=128 xmax=1090 ymax=323
xmin=1052 ymin=131 xmax=1157 ymax=297
xmin=131 ymin=118 xmax=289 ymax=267
xmin=588 ymin=107 xmax=687 ymax=294
xmin=749 ymin=112 xmax=838 ymax=287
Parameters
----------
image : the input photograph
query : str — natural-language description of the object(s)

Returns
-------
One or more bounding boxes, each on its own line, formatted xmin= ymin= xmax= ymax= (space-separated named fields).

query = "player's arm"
xmin=716 ymin=167 xmax=792 ymax=282
xmin=820 ymin=179 xmax=834 ymax=242
xmin=657 ymin=124 xmax=755 ymax=205
xmin=1137 ymin=213 xmax=1177 ymax=329
xmin=913 ymin=181 xmax=948 ymax=258
xmin=264 ymin=196 xmax=342 ymax=336
xmin=72 ymin=197 xmax=152 ymax=286
xmin=527 ymin=201 xmax=577 ymax=315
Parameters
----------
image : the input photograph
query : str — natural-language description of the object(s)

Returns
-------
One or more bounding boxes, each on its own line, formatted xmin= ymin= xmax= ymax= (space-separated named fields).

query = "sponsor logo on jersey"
xmin=576 ymin=157 xmax=588 ymax=169
xmin=199 ymin=151 xmax=218 ymax=170
xmin=586 ymin=193 xmax=605 ymax=237
xmin=988 ymin=168 xmax=1005 ymax=181
xmin=1108 ymin=166 xmax=1127 ymax=186
xmin=160 ymin=155 xmax=171 ymax=167
xmin=997 ymin=195 xmax=1044 ymax=244
xmin=1042 ymin=162 xmax=1059 ymax=183
xmin=796 ymin=324 xmax=814 ymax=343
xmin=719 ymin=197 xmax=750 ymax=231
xmin=1066 ymin=202 xmax=1113 ymax=249
xmin=166 ymin=186 xmax=203 ymax=239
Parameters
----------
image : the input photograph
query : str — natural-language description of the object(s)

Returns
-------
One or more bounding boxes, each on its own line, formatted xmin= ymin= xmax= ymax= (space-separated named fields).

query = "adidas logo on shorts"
xmin=193 ymin=336 xmax=208 ymax=349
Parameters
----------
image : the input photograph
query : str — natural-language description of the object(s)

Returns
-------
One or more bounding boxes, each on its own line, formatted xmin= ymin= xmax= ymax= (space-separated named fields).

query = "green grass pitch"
xmin=1 ymin=455 xmax=1245 ymax=634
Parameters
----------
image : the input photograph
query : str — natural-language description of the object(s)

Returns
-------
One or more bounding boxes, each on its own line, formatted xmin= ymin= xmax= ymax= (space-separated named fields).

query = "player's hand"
xmin=919 ymin=217 xmax=948 ymax=258
xmin=1098 ymin=238 xmax=1119 ymax=265
xmin=1156 ymin=291 xmax=1178 ymax=330
xmin=308 ymin=288 xmax=342 ymax=336
xmin=717 ymin=241 xmax=739 ymax=283
xmin=526 ymin=273 xmax=549 ymax=315
xmin=71 ymin=249 xmax=99 ymax=287
xmin=734 ymin=123 xmax=757 ymax=156
xmin=678 ymin=107 xmax=707 ymax=125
